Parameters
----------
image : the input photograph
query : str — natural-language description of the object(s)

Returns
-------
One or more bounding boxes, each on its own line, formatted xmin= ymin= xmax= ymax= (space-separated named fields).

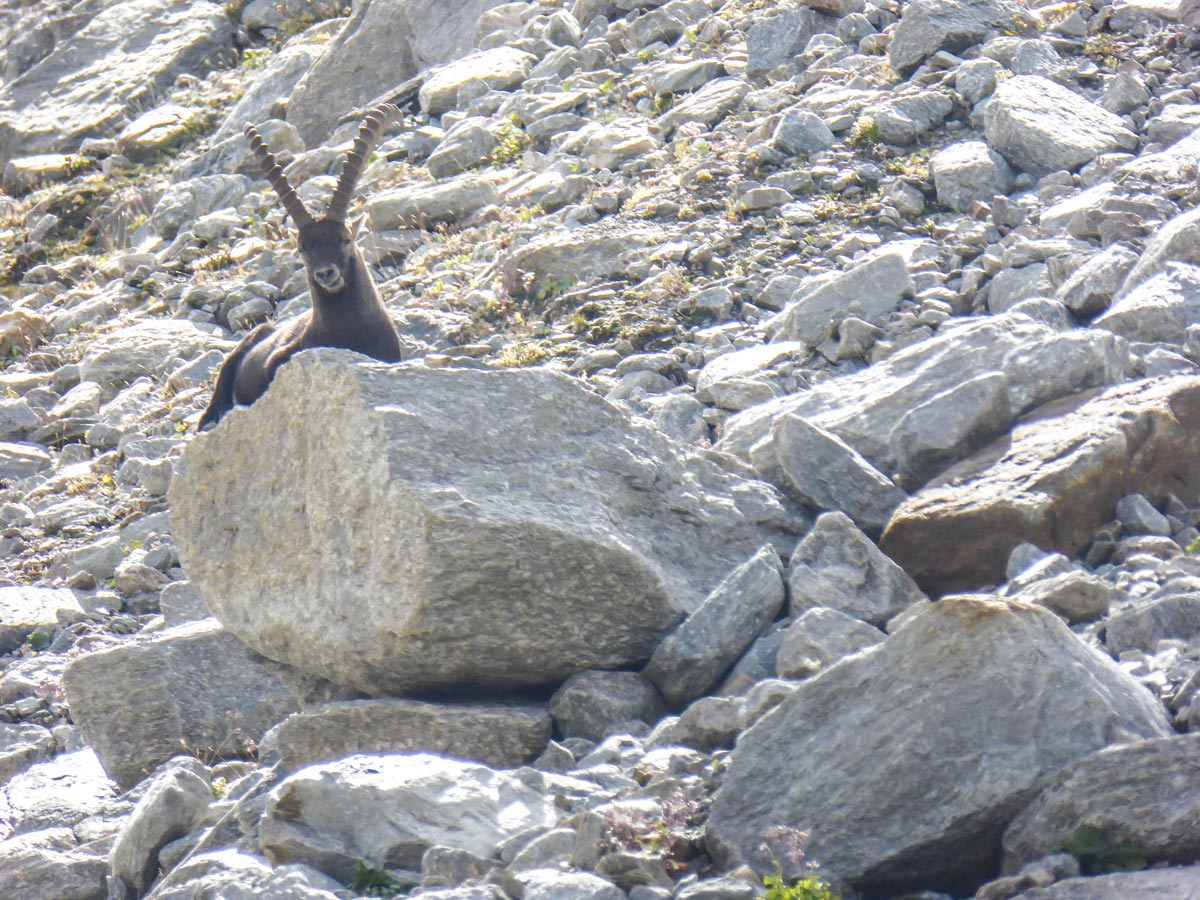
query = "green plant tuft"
xmin=1063 ymin=826 xmax=1147 ymax=875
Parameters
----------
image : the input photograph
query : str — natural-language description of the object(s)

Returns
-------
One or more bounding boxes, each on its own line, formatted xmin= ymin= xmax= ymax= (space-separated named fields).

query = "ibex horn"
xmin=326 ymin=102 xmax=401 ymax=223
xmin=245 ymin=123 xmax=316 ymax=229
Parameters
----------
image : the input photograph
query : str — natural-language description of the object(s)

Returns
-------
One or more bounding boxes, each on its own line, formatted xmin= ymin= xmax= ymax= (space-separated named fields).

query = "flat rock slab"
xmin=419 ymin=47 xmax=537 ymax=116
xmin=262 ymin=698 xmax=552 ymax=773
xmin=985 ymin=76 xmax=1138 ymax=177
xmin=171 ymin=351 xmax=801 ymax=696
xmin=705 ymin=596 xmax=1171 ymax=897
xmin=260 ymin=753 xmax=559 ymax=881
xmin=0 ymin=0 xmax=235 ymax=162
xmin=0 ymin=586 xmax=83 ymax=653
xmin=63 ymin=620 xmax=328 ymax=789
xmin=882 ymin=377 xmax=1200 ymax=595
xmin=776 ymin=239 xmax=930 ymax=345
xmin=504 ymin=225 xmax=665 ymax=296
xmin=1010 ymin=866 xmax=1200 ymax=899
xmin=368 ymin=174 xmax=501 ymax=229
xmin=1003 ymin=733 xmax=1200 ymax=874
xmin=0 ymin=827 xmax=108 ymax=900
xmin=79 ymin=319 xmax=223 ymax=399
xmin=719 ymin=313 xmax=1055 ymax=480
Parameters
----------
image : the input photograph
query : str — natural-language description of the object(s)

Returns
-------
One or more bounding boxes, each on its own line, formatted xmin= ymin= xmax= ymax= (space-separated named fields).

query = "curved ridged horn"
xmin=326 ymin=102 xmax=400 ymax=223
xmin=245 ymin=123 xmax=315 ymax=229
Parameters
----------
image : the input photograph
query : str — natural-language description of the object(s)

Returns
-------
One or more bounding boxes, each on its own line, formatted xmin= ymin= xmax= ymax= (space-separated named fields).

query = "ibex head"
xmin=244 ymin=103 xmax=398 ymax=295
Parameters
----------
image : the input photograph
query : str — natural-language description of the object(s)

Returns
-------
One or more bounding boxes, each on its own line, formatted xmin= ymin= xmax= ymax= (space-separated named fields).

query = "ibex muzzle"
xmin=197 ymin=104 xmax=404 ymax=430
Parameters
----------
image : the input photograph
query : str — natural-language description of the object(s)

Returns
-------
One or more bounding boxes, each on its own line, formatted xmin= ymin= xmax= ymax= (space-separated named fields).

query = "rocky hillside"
xmin=1 ymin=0 xmax=1200 ymax=897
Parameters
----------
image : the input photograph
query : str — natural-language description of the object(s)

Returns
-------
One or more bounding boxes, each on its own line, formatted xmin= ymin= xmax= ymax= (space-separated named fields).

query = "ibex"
xmin=197 ymin=103 xmax=403 ymax=430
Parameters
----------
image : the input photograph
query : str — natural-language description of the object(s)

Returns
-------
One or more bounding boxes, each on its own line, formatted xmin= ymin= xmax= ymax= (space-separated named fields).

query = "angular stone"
xmin=889 ymin=0 xmax=1033 ymax=76
xmin=260 ymin=754 xmax=558 ymax=881
xmin=109 ymin=757 xmax=212 ymax=897
xmin=930 ymin=140 xmax=1014 ymax=212
xmin=696 ymin=342 xmax=807 ymax=410
xmin=890 ymin=372 xmax=1012 ymax=484
xmin=987 ymin=264 xmax=1054 ymax=314
xmin=0 ymin=442 xmax=53 ymax=482
xmin=648 ymin=59 xmax=726 ymax=96
xmin=776 ymin=607 xmax=884 ymax=678
xmin=1056 ymin=245 xmax=1139 ymax=317
xmin=1007 ymin=865 xmax=1200 ymax=899
xmin=149 ymin=174 xmax=251 ymax=239
xmin=138 ymin=848 xmax=347 ymax=899
xmin=644 ymin=546 xmax=785 ymax=708
xmin=1012 ymin=571 xmax=1111 ymax=624
xmin=771 ymin=107 xmax=836 ymax=156
xmin=1003 ymin=734 xmax=1200 ymax=874
xmin=171 ymin=353 xmax=800 ymax=696
xmin=658 ymin=78 xmax=750 ymax=138
xmin=777 ymin=239 xmax=931 ymax=345
xmin=287 ymin=0 xmax=499 ymax=144
xmin=705 ymin=597 xmax=1171 ymax=896
xmin=0 ymin=828 xmax=107 ymax=900
xmin=1097 ymin=263 xmax=1200 ymax=344
xmin=0 ymin=0 xmax=235 ymax=162
xmin=985 ymin=76 xmax=1138 ymax=177
xmin=0 ymin=586 xmax=83 ymax=654
xmin=1 ymin=154 xmax=73 ymax=195
xmin=720 ymin=314 xmax=1056 ymax=479
xmin=425 ymin=118 xmax=498 ymax=179
xmin=79 ymin=319 xmax=222 ymax=399
xmin=1107 ymin=592 xmax=1200 ymax=655
xmin=745 ymin=7 xmax=836 ymax=74
xmin=1120 ymin=207 xmax=1200 ymax=299
xmin=3 ymin=749 xmax=116 ymax=836
xmin=420 ymin=47 xmax=537 ymax=117
xmin=63 ymin=620 xmax=327 ymax=789
xmin=881 ymin=378 xmax=1200 ymax=595
xmin=263 ymin=698 xmax=551 ymax=774
xmin=773 ymin=414 xmax=907 ymax=535
xmin=368 ymin=174 xmax=501 ymax=228
xmin=861 ymin=91 xmax=953 ymax=146
xmin=549 ymin=671 xmax=666 ymax=739
xmin=503 ymin=226 xmax=663 ymax=296
xmin=0 ymin=722 xmax=54 ymax=784
xmin=998 ymin=329 xmax=1126 ymax=415
xmin=789 ymin=511 xmax=926 ymax=626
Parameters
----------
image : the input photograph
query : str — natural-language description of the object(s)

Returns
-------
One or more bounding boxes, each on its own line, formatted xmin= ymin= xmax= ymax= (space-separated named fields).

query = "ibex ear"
xmin=349 ymin=215 xmax=365 ymax=237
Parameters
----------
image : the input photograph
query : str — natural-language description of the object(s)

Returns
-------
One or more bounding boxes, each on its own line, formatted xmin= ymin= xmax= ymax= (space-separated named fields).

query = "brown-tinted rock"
xmin=881 ymin=378 xmax=1200 ymax=595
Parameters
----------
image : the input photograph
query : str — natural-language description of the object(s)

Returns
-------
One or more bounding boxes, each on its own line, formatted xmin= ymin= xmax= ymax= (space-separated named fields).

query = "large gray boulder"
xmin=985 ymin=76 xmax=1138 ymax=177
xmin=1002 ymin=733 xmax=1200 ymax=875
xmin=259 ymin=753 xmax=559 ymax=881
xmin=171 ymin=351 xmax=801 ymax=696
xmin=705 ymin=596 xmax=1172 ymax=896
xmin=0 ymin=0 xmax=236 ymax=163
xmin=286 ymin=0 xmax=503 ymax=145
xmin=889 ymin=0 xmax=1033 ymax=76
xmin=63 ymin=620 xmax=331 ymax=789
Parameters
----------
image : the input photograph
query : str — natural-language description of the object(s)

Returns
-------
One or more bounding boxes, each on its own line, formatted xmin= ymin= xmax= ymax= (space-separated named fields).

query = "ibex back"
xmin=197 ymin=103 xmax=403 ymax=430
